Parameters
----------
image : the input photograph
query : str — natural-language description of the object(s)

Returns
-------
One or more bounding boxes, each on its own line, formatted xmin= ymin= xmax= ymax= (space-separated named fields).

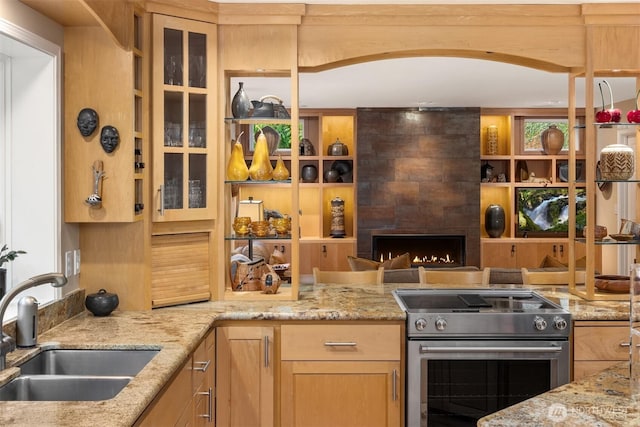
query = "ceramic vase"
xmin=301 ymin=165 xmax=318 ymax=183
xmin=485 ymin=204 xmax=505 ymax=238
xmin=540 ymin=124 xmax=564 ymax=155
xmin=600 ymin=143 xmax=634 ymax=180
xmin=231 ymin=82 xmax=251 ymax=118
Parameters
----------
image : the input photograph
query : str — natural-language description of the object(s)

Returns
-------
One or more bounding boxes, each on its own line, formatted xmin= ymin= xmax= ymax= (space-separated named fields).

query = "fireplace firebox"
xmin=372 ymin=234 xmax=466 ymax=268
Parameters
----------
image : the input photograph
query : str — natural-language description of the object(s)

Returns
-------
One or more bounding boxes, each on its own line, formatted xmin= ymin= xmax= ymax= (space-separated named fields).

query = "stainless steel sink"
xmin=19 ymin=349 xmax=159 ymax=376
xmin=0 ymin=375 xmax=132 ymax=401
xmin=0 ymin=348 xmax=160 ymax=401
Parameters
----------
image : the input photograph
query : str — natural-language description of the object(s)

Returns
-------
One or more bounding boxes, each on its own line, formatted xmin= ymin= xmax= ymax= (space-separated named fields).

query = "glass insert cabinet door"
xmin=152 ymin=14 xmax=217 ymax=222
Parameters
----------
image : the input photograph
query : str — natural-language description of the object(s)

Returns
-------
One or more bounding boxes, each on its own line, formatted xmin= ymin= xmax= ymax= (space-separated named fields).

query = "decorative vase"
xmin=486 ymin=125 xmax=498 ymax=155
xmin=324 ymin=169 xmax=340 ymax=183
xmin=600 ymin=143 xmax=634 ymax=180
xmin=231 ymin=82 xmax=251 ymax=118
xmin=301 ymin=165 xmax=318 ymax=183
xmin=540 ymin=124 xmax=564 ymax=155
xmin=330 ymin=197 xmax=346 ymax=238
xmin=484 ymin=204 xmax=505 ymax=238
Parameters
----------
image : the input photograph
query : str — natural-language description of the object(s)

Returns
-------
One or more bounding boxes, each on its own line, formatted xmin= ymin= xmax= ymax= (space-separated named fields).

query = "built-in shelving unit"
xmin=568 ymin=70 xmax=640 ymax=301
xmin=480 ymin=109 xmax=586 ymax=268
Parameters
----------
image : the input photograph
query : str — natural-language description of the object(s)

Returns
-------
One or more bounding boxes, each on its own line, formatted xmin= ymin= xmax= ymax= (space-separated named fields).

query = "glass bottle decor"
xmin=484 ymin=204 xmax=505 ymax=238
xmin=231 ymin=82 xmax=251 ymax=118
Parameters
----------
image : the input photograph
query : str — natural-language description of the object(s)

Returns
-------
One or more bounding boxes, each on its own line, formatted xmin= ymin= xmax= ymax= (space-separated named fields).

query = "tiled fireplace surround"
xmin=356 ymin=108 xmax=481 ymax=267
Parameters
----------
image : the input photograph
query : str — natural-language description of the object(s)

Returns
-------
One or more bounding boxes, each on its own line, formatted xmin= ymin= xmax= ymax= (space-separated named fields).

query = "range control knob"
xmin=533 ymin=316 xmax=547 ymax=331
xmin=435 ymin=317 xmax=447 ymax=331
xmin=553 ymin=316 xmax=568 ymax=330
xmin=415 ymin=318 xmax=428 ymax=331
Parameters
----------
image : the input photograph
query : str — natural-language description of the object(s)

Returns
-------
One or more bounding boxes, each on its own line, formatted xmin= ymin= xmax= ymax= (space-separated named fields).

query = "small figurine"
xmin=77 ymin=108 xmax=98 ymax=137
xmin=100 ymin=125 xmax=119 ymax=153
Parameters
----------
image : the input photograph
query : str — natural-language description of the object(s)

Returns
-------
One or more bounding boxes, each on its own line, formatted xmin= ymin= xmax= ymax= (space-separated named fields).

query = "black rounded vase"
xmin=301 ymin=164 xmax=318 ymax=183
xmin=484 ymin=204 xmax=505 ymax=238
xmin=85 ymin=288 xmax=119 ymax=316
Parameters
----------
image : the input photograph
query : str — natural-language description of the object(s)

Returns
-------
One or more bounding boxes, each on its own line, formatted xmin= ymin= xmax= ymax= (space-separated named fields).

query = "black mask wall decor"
xmin=100 ymin=125 xmax=120 ymax=153
xmin=77 ymin=108 xmax=98 ymax=137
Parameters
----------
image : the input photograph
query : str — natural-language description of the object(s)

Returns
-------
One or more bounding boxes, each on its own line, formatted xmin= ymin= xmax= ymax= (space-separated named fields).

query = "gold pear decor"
xmin=226 ymin=132 xmax=250 ymax=181
xmin=249 ymin=130 xmax=273 ymax=181
xmin=272 ymin=155 xmax=290 ymax=181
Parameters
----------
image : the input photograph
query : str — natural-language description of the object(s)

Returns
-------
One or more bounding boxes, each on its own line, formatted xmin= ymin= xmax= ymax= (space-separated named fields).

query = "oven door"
xmin=406 ymin=339 xmax=570 ymax=427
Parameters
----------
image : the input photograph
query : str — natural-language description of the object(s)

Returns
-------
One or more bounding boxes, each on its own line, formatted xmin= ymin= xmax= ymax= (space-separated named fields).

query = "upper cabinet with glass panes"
xmin=151 ymin=14 xmax=217 ymax=222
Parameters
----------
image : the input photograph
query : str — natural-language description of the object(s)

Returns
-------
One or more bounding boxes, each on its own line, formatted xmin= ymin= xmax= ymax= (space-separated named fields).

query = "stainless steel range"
xmin=393 ymin=288 xmax=571 ymax=427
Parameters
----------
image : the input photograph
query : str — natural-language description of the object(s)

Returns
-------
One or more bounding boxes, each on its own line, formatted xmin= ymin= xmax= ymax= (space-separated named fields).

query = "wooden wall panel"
xmin=64 ymin=26 xmax=135 ymax=222
xmin=219 ymin=25 xmax=296 ymax=72
xmin=588 ymin=26 xmax=640 ymax=71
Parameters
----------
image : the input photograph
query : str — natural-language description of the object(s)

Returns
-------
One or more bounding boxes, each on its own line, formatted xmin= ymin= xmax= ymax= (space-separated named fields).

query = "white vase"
xmin=600 ymin=143 xmax=634 ymax=180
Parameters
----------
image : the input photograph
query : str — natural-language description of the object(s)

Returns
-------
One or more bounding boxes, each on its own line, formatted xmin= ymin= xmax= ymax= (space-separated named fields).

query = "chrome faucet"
xmin=0 ymin=273 xmax=67 ymax=369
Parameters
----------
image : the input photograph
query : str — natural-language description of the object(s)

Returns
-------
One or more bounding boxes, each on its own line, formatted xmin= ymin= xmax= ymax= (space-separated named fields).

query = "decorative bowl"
xmin=595 ymin=275 xmax=630 ymax=293
xmin=250 ymin=221 xmax=270 ymax=237
xmin=609 ymin=233 xmax=634 ymax=241
xmin=271 ymin=218 xmax=291 ymax=235
xmin=582 ymin=225 xmax=608 ymax=241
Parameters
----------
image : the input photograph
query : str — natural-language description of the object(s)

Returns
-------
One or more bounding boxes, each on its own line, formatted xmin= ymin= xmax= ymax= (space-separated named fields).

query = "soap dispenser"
xmin=17 ymin=296 xmax=38 ymax=347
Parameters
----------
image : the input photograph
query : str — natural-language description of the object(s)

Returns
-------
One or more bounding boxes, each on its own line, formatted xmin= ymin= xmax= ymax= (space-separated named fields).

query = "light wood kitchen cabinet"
xmin=281 ymin=324 xmax=402 ymax=427
xmin=152 ymin=14 xmax=217 ymax=222
xmin=136 ymin=329 xmax=215 ymax=426
xmin=194 ymin=331 xmax=215 ymax=425
xmin=481 ymin=239 xmax=587 ymax=269
xmin=136 ymin=351 xmax=194 ymax=426
xmin=298 ymin=241 xmax=356 ymax=274
xmin=573 ymin=321 xmax=629 ymax=381
xmin=216 ymin=326 xmax=275 ymax=427
xmin=151 ymin=232 xmax=212 ymax=308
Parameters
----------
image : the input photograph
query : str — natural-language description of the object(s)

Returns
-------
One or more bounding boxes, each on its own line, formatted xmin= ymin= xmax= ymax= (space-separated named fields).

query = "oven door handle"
xmin=419 ymin=345 xmax=563 ymax=353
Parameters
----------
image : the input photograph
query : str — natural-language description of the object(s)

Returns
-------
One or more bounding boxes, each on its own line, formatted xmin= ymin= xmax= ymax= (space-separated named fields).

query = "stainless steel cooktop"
xmin=393 ymin=288 xmax=571 ymax=339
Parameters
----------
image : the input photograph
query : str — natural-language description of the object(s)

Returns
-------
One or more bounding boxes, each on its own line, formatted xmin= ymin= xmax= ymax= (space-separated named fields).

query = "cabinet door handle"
xmin=553 ymin=245 xmax=557 ymax=256
xmin=392 ymin=369 xmax=398 ymax=401
xmin=511 ymin=245 xmax=516 ymax=256
xmin=620 ymin=342 xmax=631 ymax=347
xmin=194 ymin=360 xmax=211 ymax=372
xmin=322 ymin=245 xmax=327 ymax=253
xmin=560 ymin=245 xmax=564 ymax=256
xmin=157 ymin=185 xmax=165 ymax=215
xmin=197 ymin=387 xmax=213 ymax=422
xmin=264 ymin=335 xmax=270 ymax=368
xmin=324 ymin=341 xmax=357 ymax=347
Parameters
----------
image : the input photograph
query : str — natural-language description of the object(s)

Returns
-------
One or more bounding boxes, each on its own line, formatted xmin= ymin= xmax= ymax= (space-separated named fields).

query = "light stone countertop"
xmin=478 ymin=362 xmax=639 ymax=426
xmin=0 ymin=282 xmax=630 ymax=426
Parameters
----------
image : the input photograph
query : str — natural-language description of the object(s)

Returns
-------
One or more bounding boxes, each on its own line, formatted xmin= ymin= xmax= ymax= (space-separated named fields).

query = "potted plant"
xmin=0 ymin=244 xmax=26 ymax=299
